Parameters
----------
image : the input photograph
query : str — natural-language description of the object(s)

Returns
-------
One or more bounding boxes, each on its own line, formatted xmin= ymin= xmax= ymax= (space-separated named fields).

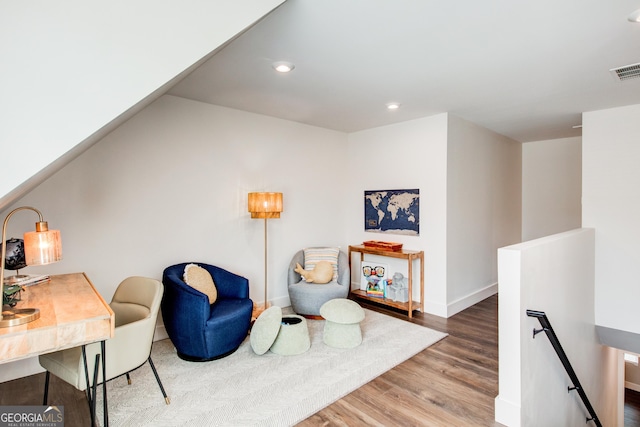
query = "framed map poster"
xmin=364 ymin=189 xmax=419 ymax=236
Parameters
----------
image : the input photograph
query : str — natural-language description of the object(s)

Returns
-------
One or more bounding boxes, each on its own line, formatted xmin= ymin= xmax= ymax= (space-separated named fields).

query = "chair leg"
xmin=126 ymin=373 xmax=131 ymax=385
xmin=43 ymin=371 xmax=50 ymax=405
xmin=147 ymin=356 xmax=170 ymax=404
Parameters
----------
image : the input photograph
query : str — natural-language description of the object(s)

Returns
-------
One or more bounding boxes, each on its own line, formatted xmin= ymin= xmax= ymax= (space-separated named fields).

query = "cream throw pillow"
xmin=183 ymin=264 xmax=218 ymax=304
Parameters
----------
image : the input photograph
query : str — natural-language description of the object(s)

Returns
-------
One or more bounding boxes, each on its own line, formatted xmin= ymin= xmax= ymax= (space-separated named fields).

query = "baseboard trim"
xmin=0 ymin=357 xmax=44 ymax=383
xmin=423 ymin=300 xmax=448 ymax=318
xmin=626 ymin=381 xmax=640 ymax=392
xmin=271 ymin=295 xmax=291 ymax=309
xmin=447 ymin=282 xmax=498 ymax=317
xmin=495 ymin=394 xmax=521 ymax=427
xmin=155 ymin=324 xmax=168 ymax=341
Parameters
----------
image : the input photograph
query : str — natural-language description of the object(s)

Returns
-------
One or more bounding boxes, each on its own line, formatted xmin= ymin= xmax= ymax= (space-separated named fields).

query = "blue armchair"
xmin=162 ymin=263 xmax=253 ymax=361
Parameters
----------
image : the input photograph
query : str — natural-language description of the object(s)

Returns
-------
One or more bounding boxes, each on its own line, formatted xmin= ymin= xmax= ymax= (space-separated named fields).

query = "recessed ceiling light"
xmin=386 ymin=103 xmax=401 ymax=110
xmin=272 ymin=61 xmax=295 ymax=73
xmin=629 ymin=9 xmax=640 ymax=22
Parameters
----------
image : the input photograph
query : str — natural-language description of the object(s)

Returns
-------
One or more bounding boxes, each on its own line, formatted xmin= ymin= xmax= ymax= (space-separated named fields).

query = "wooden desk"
xmin=1 ymin=273 xmax=114 ymax=426
xmin=0 ymin=273 xmax=114 ymax=363
xmin=348 ymin=245 xmax=424 ymax=318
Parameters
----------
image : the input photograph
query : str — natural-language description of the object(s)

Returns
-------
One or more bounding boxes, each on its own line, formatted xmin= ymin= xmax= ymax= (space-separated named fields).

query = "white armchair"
xmin=39 ymin=276 xmax=169 ymax=417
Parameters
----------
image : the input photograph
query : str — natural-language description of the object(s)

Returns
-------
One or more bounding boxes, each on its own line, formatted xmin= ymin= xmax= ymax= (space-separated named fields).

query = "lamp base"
xmin=0 ymin=307 xmax=40 ymax=328
xmin=251 ymin=302 xmax=272 ymax=321
xmin=3 ymin=274 xmax=29 ymax=285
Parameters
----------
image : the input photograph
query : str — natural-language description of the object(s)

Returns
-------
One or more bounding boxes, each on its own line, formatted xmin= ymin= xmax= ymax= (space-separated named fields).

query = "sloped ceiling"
xmin=169 ymin=0 xmax=640 ymax=142
xmin=0 ymin=0 xmax=285 ymax=211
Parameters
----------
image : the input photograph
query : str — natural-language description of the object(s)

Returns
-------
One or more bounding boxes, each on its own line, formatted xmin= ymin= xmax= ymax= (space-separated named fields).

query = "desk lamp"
xmin=3 ymin=238 xmax=28 ymax=284
xmin=248 ymin=192 xmax=283 ymax=317
xmin=0 ymin=206 xmax=62 ymax=327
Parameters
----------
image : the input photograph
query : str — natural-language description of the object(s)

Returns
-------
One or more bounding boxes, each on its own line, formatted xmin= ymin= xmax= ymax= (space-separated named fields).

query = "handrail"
xmin=526 ymin=309 xmax=602 ymax=427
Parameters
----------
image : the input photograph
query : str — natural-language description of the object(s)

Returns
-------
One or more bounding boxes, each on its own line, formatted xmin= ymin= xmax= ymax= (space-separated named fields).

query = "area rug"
xmin=96 ymin=308 xmax=447 ymax=426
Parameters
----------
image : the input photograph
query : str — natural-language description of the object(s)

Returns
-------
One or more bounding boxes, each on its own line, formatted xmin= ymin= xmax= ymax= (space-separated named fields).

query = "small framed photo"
xmin=360 ymin=261 xmax=388 ymax=295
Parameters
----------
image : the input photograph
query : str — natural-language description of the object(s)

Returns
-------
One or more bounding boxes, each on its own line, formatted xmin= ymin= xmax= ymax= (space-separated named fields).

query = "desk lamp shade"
xmin=24 ymin=222 xmax=62 ymax=265
xmin=3 ymin=238 xmax=27 ymax=270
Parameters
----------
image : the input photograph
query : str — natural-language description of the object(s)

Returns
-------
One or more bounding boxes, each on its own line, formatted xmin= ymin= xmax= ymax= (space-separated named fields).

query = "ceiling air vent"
xmin=610 ymin=62 xmax=640 ymax=81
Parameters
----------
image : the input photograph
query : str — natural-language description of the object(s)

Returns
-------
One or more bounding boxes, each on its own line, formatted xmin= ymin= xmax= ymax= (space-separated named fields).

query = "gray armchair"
xmin=287 ymin=249 xmax=350 ymax=317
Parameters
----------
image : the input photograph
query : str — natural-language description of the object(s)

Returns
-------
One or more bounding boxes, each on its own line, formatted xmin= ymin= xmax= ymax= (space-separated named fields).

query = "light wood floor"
xmin=299 ymin=295 xmax=502 ymax=427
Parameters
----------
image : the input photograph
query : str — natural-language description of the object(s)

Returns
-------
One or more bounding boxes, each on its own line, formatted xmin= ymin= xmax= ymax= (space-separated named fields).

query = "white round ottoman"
xmin=250 ymin=306 xmax=310 ymax=356
xmin=319 ymin=299 xmax=365 ymax=349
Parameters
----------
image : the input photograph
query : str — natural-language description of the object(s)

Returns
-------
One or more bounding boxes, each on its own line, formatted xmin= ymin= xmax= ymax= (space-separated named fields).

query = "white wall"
xmin=495 ymin=228 xmax=618 ymax=427
xmin=0 ymin=94 xmax=348 ymax=380
xmin=522 ymin=137 xmax=582 ymax=241
xmin=346 ymin=114 xmax=521 ymax=317
xmin=583 ymin=103 xmax=640 ymax=337
xmin=346 ymin=114 xmax=449 ymax=315
xmin=0 ymin=0 xmax=285 ymax=207
xmin=447 ymin=115 xmax=521 ymax=315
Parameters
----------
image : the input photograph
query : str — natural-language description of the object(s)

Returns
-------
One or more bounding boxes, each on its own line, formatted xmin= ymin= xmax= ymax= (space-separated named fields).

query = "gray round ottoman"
xmin=250 ymin=306 xmax=310 ymax=356
xmin=319 ymin=298 xmax=365 ymax=349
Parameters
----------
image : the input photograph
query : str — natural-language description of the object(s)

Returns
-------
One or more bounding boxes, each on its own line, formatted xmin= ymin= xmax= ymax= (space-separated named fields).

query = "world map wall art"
xmin=364 ymin=189 xmax=419 ymax=236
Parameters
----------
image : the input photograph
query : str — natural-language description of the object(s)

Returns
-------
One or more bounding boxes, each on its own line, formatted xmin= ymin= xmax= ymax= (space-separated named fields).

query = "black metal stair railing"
xmin=526 ymin=309 xmax=602 ymax=427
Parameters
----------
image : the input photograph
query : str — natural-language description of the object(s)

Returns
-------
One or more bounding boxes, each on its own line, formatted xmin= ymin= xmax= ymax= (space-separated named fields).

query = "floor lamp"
xmin=248 ymin=192 xmax=283 ymax=317
xmin=1 ymin=206 xmax=62 ymax=327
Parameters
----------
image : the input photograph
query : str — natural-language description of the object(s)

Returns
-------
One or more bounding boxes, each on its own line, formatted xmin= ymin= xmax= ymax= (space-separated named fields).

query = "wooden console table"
xmin=348 ymin=245 xmax=424 ymax=318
